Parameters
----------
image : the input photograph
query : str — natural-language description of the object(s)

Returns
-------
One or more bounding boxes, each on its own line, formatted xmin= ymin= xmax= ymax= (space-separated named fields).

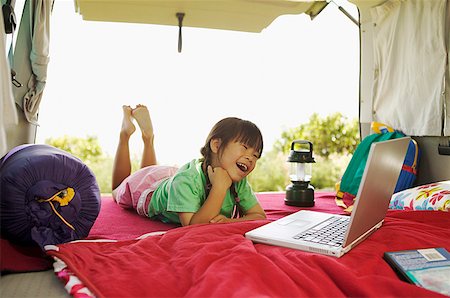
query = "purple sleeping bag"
xmin=0 ymin=144 xmax=101 ymax=249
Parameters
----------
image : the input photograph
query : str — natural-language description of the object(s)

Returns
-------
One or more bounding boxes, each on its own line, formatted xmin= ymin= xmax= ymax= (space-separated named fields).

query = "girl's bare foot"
xmin=132 ymin=104 xmax=154 ymax=141
xmin=121 ymin=105 xmax=136 ymax=138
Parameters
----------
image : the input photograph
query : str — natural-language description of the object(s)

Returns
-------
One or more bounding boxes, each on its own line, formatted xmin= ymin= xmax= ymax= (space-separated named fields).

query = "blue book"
xmin=384 ymin=247 xmax=450 ymax=296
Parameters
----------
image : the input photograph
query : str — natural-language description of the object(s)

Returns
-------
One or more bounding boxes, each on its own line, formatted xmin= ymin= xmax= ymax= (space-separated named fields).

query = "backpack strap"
xmin=404 ymin=138 xmax=419 ymax=175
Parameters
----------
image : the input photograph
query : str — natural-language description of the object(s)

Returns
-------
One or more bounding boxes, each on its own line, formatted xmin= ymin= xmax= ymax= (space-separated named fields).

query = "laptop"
xmin=245 ymin=137 xmax=411 ymax=257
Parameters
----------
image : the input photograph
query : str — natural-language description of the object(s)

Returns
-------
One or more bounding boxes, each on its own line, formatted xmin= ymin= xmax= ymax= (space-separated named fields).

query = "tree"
xmin=249 ymin=113 xmax=359 ymax=192
xmin=45 ymin=135 xmax=142 ymax=194
xmin=247 ymin=150 xmax=290 ymax=192
xmin=45 ymin=135 xmax=103 ymax=164
xmin=274 ymin=112 xmax=359 ymax=159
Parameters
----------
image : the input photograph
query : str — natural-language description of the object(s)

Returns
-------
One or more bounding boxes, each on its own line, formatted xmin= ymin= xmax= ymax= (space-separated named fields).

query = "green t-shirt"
xmin=149 ymin=159 xmax=259 ymax=224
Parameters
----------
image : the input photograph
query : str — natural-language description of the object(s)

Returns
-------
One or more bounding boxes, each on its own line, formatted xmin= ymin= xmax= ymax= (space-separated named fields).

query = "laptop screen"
xmin=343 ymin=137 xmax=410 ymax=247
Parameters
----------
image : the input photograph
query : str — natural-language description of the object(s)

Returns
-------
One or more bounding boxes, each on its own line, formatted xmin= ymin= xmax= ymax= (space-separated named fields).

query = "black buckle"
xmin=2 ymin=3 xmax=16 ymax=34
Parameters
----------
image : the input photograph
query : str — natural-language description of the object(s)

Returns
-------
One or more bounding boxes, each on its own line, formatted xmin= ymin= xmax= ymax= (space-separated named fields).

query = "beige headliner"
xmin=74 ymin=0 xmax=328 ymax=32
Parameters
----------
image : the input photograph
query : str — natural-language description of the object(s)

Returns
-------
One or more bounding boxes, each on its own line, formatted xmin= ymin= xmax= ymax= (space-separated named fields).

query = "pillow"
xmin=389 ymin=181 xmax=450 ymax=211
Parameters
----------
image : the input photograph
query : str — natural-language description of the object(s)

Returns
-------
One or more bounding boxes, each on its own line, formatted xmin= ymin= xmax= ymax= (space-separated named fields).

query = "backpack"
xmin=335 ymin=123 xmax=420 ymax=213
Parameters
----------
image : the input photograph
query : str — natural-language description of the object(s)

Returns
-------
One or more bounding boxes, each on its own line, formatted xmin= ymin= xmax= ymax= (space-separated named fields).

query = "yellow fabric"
xmin=371 ymin=122 xmax=394 ymax=133
xmin=37 ymin=188 xmax=76 ymax=230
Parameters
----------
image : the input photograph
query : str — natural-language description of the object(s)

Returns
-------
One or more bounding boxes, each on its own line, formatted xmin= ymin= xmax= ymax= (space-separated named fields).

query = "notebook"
xmin=245 ymin=137 xmax=411 ymax=257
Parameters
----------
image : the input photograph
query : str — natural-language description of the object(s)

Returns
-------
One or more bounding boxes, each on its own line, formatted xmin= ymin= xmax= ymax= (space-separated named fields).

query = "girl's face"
xmin=213 ymin=140 xmax=260 ymax=182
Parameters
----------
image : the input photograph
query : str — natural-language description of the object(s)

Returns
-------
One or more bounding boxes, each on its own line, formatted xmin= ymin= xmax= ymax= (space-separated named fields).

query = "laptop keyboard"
xmin=293 ymin=216 xmax=350 ymax=247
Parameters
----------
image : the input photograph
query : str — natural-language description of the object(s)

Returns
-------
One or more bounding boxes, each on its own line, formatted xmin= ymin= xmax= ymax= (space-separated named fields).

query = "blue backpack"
xmin=335 ymin=123 xmax=420 ymax=213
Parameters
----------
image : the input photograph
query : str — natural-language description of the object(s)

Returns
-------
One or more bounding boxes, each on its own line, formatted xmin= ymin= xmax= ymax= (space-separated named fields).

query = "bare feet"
xmin=132 ymin=104 xmax=154 ymax=141
xmin=121 ymin=105 xmax=136 ymax=138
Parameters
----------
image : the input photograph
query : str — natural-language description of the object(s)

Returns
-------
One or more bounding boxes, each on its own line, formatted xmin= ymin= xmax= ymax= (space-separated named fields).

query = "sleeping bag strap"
xmin=37 ymin=188 xmax=76 ymax=231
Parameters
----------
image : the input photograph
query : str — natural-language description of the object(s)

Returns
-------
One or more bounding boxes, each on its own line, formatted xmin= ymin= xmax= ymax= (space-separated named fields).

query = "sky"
xmin=35 ymin=0 xmax=359 ymax=166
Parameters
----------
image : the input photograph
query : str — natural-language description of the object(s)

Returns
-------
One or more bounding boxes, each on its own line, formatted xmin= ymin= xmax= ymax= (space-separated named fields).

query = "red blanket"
xmin=45 ymin=193 xmax=450 ymax=298
xmin=2 ymin=192 xmax=319 ymax=272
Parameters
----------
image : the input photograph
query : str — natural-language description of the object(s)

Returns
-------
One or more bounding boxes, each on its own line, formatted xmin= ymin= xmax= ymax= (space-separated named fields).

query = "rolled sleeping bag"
xmin=0 ymin=144 xmax=101 ymax=249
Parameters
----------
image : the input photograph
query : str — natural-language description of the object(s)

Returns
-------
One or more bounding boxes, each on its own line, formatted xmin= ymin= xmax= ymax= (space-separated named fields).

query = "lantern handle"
xmin=291 ymin=140 xmax=313 ymax=153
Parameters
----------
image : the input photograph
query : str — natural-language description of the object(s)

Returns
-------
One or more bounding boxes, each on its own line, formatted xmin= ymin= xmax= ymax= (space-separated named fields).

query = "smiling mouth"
xmin=236 ymin=162 xmax=248 ymax=172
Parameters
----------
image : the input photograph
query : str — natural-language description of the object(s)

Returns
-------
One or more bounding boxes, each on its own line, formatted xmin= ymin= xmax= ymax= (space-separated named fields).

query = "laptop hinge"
xmin=343 ymin=220 xmax=384 ymax=253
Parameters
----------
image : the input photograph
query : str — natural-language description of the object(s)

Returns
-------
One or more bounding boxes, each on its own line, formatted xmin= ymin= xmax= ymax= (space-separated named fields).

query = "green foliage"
xmin=309 ymin=154 xmax=352 ymax=190
xmin=249 ymin=151 xmax=351 ymax=192
xmin=45 ymin=135 xmax=103 ymax=164
xmin=46 ymin=112 xmax=359 ymax=193
xmin=248 ymin=150 xmax=290 ymax=192
xmin=90 ymin=156 xmax=139 ymax=194
xmin=274 ymin=112 xmax=359 ymax=159
xmin=250 ymin=113 xmax=358 ymax=192
xmin=45 ymin=135 xmax=139 ymax=194
xmin=88 ymin=157 xmax=114 ymax=194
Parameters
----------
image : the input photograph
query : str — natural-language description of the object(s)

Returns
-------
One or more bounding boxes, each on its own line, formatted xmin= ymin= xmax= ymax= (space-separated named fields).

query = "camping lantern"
xmin=285 ymin=140 xmax=315 ymax=207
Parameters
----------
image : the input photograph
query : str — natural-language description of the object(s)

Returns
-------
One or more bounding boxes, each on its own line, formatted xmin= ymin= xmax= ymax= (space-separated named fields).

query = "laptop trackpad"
xmin=277 ymin=218 xmax=311 ymax=227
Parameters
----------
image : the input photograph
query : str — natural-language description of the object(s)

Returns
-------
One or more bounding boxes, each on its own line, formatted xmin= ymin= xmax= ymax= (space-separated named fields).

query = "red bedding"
xmin=2 ymin=192 xmax=315 ymax=273
xmin=45 ymin=192 xmax=450 ymax=297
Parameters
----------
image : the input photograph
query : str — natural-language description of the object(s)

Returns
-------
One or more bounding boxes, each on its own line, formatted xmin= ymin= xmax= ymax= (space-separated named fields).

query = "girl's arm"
xmin=209 ymin=203 xmax=266 ymax=223
xmin=178 ymin=183 xmax=228 ymax=226
xmin=178 ymin=166 xmax=231 ymax=226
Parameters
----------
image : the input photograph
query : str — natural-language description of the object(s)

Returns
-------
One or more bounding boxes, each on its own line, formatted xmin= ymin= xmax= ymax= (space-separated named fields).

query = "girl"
xmin=112 ymin=104 xmax=266 ymax=226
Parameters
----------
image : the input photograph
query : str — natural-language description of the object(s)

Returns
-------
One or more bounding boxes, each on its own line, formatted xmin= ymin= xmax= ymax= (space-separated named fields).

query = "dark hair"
xmin=200 ymin=117 xmax=263 ymax=166
xmin=199 ymin=117 xmax=263 ymax=219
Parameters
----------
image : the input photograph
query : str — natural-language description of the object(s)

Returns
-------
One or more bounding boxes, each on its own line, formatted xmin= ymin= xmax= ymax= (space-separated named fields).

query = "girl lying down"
xmin=112 ymin=104 xmax=266 ymax=226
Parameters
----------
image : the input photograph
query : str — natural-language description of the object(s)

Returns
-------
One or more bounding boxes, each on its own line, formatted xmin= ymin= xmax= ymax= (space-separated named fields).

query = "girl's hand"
xmin=210 ymin=204 xmax=267 ymax=224
xmin=209 ymin=214 xmax=231 ymax=223
xmin=207 ymin=165 xmax=232 ymax=190
xmin=187 ymin=166 xmax=231 ymax=226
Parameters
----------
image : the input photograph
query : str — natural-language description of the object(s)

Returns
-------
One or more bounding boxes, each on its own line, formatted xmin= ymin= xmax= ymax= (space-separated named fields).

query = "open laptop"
xmin=245 ymin=137 xmax=411 ymax=257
